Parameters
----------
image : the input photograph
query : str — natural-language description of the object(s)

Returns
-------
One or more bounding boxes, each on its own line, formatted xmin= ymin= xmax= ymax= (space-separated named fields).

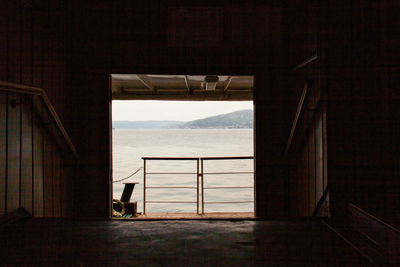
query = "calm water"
xmin=113 ymin=129 xmax=254 ymax=213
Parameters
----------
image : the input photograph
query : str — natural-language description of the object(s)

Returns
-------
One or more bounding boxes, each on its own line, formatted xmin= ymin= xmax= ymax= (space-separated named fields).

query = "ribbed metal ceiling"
xmin=111 ymin=75 xmax=254 ymax=101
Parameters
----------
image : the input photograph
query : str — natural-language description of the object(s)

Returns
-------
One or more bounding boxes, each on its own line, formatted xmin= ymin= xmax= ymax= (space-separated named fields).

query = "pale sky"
xmin=112 ymin=100 xmax=253 ymax=121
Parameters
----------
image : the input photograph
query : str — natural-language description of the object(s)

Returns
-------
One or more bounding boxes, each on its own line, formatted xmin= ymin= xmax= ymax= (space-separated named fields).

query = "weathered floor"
xmin=0 ymin=219 xmax=371 ymax=266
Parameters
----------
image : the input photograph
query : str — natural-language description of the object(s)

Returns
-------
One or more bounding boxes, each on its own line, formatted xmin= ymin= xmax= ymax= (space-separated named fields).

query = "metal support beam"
xmin=224 ymin=76 xmax=233 ymax=91
xmin=114 ymin=92 xmax=253 ymax=101
xmin=136 ymin=75 xmax=154 ymax=92
xmin=184 ymin=75 xmax=193 ymax=95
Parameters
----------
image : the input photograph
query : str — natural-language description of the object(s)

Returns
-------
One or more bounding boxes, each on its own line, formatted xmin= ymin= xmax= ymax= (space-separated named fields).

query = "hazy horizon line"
xmin=112 ymin=108 xmax=252 ymax=122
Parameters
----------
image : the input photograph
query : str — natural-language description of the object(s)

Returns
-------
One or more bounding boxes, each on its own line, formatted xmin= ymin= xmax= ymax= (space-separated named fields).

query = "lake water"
xmin=113 ymin=129 xmax=254 ymax=213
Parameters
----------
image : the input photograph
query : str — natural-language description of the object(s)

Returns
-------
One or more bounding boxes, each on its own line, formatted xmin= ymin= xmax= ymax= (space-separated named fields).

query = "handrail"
xmin=348 ymin=203 xmax=400 ymax=234
xmin=147 ymin=186 xmax=197 ymax=189
xmin=146 ymin=172 xmax=197 ymax=175
xmin=0 ymin=81 xmax=79 ymax=161
xmin=142 ymin=157 xmax=199 ymax=160
xmin=201 ymin=156 xmax=254 ymax=160
xmin=204 ymin=186 xmax=253 ymax=189
xmin=293 ymin=54 xmax=318 ymax=71
xmin=142 ymin=156 xmax=254 ymax=160
xmin=142 ymin=156 xmax=254 ymax=214
xmin=203 ymin=172 xmax=253 ymax=175
xmin=283 ymin=81 xmax=311 ymax=157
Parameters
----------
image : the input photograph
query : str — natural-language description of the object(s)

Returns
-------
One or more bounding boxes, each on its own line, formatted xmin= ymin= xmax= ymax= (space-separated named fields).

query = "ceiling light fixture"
xmin=204 ymin=75 xmax=219 ymax=91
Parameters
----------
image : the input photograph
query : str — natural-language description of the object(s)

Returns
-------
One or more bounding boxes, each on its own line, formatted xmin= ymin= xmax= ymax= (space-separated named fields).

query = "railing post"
xmin=201 ymin=158 xmax=204 ymax=214
xmin=196 ymin=159 xmax=199 ymax=214
xmin=143 ymin=159 xmax=146 ymax=215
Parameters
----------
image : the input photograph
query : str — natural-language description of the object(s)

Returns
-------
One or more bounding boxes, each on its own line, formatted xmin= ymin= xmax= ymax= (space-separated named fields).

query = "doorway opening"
xmin=111 ymin=75 xmax=254 ymax=219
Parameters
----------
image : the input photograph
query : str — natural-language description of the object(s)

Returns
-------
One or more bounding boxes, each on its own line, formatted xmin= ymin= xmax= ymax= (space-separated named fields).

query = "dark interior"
xmin=1 ymin=1 xmax=399 ymax=265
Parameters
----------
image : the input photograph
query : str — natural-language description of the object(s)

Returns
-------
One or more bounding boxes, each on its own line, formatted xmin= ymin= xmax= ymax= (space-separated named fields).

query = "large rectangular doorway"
xmin=110 ymin=75 xmax=255 ymax=219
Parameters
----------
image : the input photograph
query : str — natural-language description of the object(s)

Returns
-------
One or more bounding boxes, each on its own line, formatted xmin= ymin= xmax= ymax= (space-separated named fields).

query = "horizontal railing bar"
xmin=146 ymin=201 xmax=197 ymax=203
xmin=146 ymin=172 xmax=253 ymax=175
xmin=203 ymin=172 xmax=253 ymax=175
xmin=142 ymin=157 xmax=199 ymax=160
xmin=146 ymin=172 xmax=198 ymax=175
xmin=204 ymin=201 xmax=254 ymax=204
xmin=142 ymin=156 xmax=254 ymax=160
xmin=147 ymin=186 xmax=197 ymax=189
xmin=203 ymin=187 xmax=253 ymax=189
xmin=201 ymin=156 xmax=253 ymax=160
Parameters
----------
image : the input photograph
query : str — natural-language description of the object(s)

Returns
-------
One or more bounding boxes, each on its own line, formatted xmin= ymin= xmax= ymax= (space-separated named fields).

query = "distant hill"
xmin=113 ymin=109 xmax=253 ymax=129
xmin=112 ymin=120 xmax=184 ymax=129
xmin=180 ymin=109 xmax=253 ymax=129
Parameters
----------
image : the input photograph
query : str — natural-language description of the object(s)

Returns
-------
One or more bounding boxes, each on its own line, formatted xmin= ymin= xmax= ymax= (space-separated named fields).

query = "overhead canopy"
xmin=111 ymin=75 xmax=254 ymax=101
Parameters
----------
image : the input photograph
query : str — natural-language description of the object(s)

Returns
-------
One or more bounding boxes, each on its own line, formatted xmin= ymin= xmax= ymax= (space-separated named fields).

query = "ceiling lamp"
xmin=204 ymin=75 xmax=219 ymax=91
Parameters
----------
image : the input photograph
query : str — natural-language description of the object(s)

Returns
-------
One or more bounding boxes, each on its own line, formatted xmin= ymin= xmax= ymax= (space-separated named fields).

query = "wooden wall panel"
xmin=315 ymin=112 xmax=324 ymax=201
xmin=60 ymin=164 xmax=72 ymax=217
xmin=7 ymin=0 xmax=21 ymax=83
xmin=0 ymin=1 xmax=7 ymax=81
xmin=65 ymin=165 xmax=75 ymax=217
xmin=6 ymin=93 xmax=21 ymax=212
xmin=0 ymin=91 xmax=75 ymax=218
xmin=301 ymin=144 xmax=309 ymax=215
xmin=322 ymin=105 xmax=328 ymax=195
xmin=292 ymin=109 xmax=325 ymax=216
xmin=283 ymin=0 xmax=325 ymax=217
xmin=60 ymin=161 xmax=67 ymax=217
xmin=43 ymin=131 xmax=54 ymax=217
xmin=32 ymin=4 xmax=43 ymax=88
xmin=41 ymin=25 xmax=51 ymax=105
xmin=285 ymin=1 xmax=319 ymax=68
xmin=0 ymin=93 xmax=6 ymax=215
xmin=52 ymin=151 xmax=61 ymax=217
xmin=286 ymin=70 xmax=326 ymax=217
xmin=2 ymin=0 xmax=70 ymax=123
xmin=0 ymin=0 xmax=75 ymax=218
xmin=20 ymin=95 xmax=33 ymax=214
xmin=21 ymin=1 xmax=33 ymax=85
xmin=33 ymin=102 xmax=44 ymax=217
xmin=308 ymin=128 xmax=316 ymax=215
xmin=293 ymin=153 xmax=300 ymax=216
xmin=0 ymin=90 xmax=76 ymax=218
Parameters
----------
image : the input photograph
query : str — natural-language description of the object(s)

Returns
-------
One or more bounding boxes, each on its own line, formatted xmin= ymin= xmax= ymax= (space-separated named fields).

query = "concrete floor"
xmin=0 ymin=219 xmax=371 ymax=266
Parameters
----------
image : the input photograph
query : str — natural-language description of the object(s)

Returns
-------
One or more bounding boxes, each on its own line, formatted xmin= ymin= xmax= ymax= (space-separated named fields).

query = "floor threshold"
xmin=114 ymin=212 xmax=255 ymax=220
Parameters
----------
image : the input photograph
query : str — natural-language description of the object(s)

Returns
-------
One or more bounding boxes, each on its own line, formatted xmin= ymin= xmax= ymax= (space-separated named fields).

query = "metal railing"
xmin=142 ymin=156 xmax=254 ymax=214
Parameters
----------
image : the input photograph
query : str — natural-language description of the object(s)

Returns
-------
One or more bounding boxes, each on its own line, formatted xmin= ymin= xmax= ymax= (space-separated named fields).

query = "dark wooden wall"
xmin=68 ymin=0 xmax=287 ymax=218
xmin=280 ymin=1 xmax=327 ymax=217
xmin=3 ymin=0 xmax=399 ymax=224
xmin=0 ymin=0 xmax=76 ymax=217
xmin=0 ymin=91 xmax=74 ymax=217
xmin=68 ymin=0 xmax=400 ymax=223
xmin=322 ymin=1 xmax=400 ymax=227
xmin=284 ymin=60 xmax=327 ymax=217
xmin=0 ymin=0 xmax=71 ymax=128
xmin=283 ymin=0 xmax=400 ymax=226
